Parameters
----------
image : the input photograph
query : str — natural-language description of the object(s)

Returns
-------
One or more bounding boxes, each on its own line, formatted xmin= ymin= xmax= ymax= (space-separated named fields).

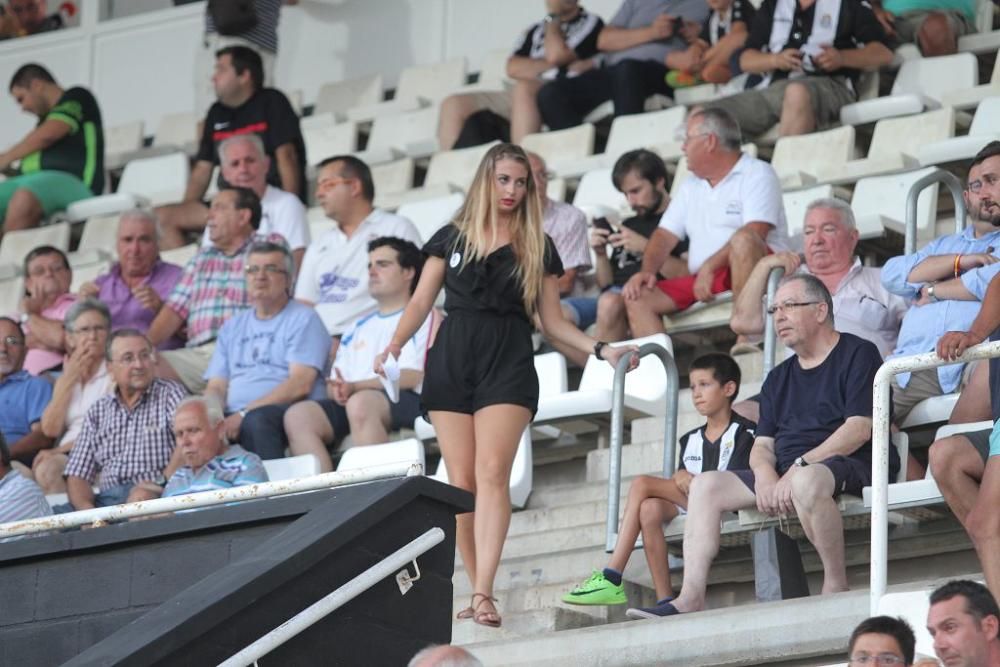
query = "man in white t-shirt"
xmin=284 ymin=237 xmax=434 ymax=472
xmin=199 ymin=134 xmax=309 ymax=271
xmin=623 ymin=108 xmax=787 ymax=337
xmin=295 ymin=155 xmax=422 ymax=339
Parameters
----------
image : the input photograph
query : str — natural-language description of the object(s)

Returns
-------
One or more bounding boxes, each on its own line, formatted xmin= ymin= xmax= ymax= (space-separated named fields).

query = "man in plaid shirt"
xmin=148 ymin=186 xmax=286 ymax=393
xmin=62 ymin=330 xmax=187 ymax=511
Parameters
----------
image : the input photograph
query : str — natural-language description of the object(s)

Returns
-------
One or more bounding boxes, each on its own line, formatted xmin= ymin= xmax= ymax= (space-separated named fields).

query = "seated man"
xmin=0 ymin=435 xmax=51 ymax=525
xmin=197 ymin=134 xmax=309 ymax=270
xmin=649 ymin=275 xmax=899 ymax=618
xmin=701 ymin=0 xmax=892 ymax=137
xmin=6 ymin=1 xmax=64 ymax=37
xmin=0 ymin=317 xmax=53 ymax=466
xmin=0 ymin=63 xmax=103 ymax=230
xmin=149 ymin=187 xmax=285 ymax=393
xmin=927 ymin=580 xmax=1000 ymax=666
xmin=537 ymin=0 xmax=710 ymax=130
xmin=665 ymin=0 xmax=755 ymax=87
xmin=873 ymin=0 xmax=975 ymax=56
xmin=156 ymin=45 xmax=305 ymax=249
xmin=623 ymin=108 xmax=788 ymax=337
xmin=732 ymin=197 xmax=906 ymax=359
xmin=882 ymin=142 xmax=1000 ymax=425
xmin=20 ymin=246 xmax=76 ymax=376
xmin=528 ymin=152 xmax=591 ymax=297
xmin=437 ymin=0 xmax=604 ymax=148
xmin=559 ymin=149 xmax=687 ymax=366
xmin=63 ymin=330 xmax=187 ymax=511
xmin=34 ymin=299 xmax=113 ymax=495
xmin=163 ymin=395 xmax=267 ymax=498
xmin=205 ymin=241 xmax=329 ymax=461
xmin=79 ymin=208 xmax=184 ymax=350
xmin=285 ymin=237 xmax=433 ymax=472
xmin=846 ymin=616 xmax=917 ymax=667
xmin=295 ymin=156 xmax=421 ymax=339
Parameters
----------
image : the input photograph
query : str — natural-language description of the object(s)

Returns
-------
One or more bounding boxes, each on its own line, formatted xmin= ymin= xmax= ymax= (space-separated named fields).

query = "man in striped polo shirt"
xmin=0 ymin=434 xmax=51 ymax=526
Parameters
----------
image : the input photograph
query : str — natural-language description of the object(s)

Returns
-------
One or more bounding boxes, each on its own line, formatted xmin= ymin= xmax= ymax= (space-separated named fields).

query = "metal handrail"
xmin=605 ymin=343 xmax=679 ymax=552
xmin=762 ymin=266 xmax=786 ymax=378
xmin=0 ymin=461 xmax=423 ymax=539
xmin=905 ymin=169 xmax=966 ymax=256
xmin=869 ymin=340 xmax=1000 ymax=614
xmin=219 ymin=527 xmax=445 ymax=667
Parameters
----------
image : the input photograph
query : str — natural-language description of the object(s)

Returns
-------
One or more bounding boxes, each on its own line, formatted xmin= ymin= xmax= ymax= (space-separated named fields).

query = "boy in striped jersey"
xmin=563 ymin=353 xmax=754 ymax=613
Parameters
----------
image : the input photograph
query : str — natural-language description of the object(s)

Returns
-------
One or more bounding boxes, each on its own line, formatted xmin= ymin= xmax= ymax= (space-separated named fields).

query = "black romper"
xmin=421 ymin=224 xmax=564 ymax=416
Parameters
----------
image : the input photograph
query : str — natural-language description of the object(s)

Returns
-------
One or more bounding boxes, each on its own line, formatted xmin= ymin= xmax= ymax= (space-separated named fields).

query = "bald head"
xmin=408 ymin=645 xmax=482 ymax=667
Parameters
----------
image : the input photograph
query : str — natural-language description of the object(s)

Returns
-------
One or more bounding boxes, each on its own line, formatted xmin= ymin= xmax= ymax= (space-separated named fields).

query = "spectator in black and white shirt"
xmin=437 ymin=0 xmax=604 ymax=148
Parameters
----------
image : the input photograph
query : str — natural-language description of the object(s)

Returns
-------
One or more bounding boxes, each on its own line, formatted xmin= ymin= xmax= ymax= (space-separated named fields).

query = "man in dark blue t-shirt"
xmin=648 ymin=273 xmax=898 ymax=618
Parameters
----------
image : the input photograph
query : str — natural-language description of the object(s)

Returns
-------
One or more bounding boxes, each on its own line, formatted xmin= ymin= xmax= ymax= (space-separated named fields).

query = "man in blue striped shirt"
xmin=163 ymin=395 xmax=267 ymax=498
xmin=0 ymin=434 xmax=51 ymax=526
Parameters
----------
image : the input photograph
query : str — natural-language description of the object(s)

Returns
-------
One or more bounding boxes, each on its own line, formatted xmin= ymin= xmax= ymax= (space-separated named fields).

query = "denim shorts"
xmin=562 ymin=286 xmax=623 ymax=330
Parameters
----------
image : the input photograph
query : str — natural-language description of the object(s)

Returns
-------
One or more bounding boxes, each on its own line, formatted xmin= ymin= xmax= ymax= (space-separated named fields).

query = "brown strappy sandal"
xmin=472 ymin=592 xmax=501 ymax=628
xmin=456 ymin=592 xmax=483 ymax=620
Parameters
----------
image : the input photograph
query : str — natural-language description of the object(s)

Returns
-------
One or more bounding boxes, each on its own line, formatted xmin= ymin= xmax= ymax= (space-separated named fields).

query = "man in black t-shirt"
xmin=558 ymin=150 xmax=687 ymax=366
xmin=437 ymin=0 xmax=604 ymax=149
xmin=0 ymin=63 xmax=103 ymax=231
xmin=700 ymin=0 xmax=893 ymax=138
xmin=649 ymin=274 xmax=898 ymax=618
xmin=156 ymin=45 xmax=305 ymax=249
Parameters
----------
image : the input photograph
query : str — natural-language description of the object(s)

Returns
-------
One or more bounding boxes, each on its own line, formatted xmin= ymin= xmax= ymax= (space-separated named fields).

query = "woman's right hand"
xmin=373 ymin=343 xmax=401 ymax=378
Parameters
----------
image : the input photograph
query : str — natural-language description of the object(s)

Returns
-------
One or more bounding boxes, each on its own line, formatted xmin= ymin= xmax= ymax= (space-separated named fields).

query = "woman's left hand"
xmin=601 ymin=344 xmax=640 ymax=372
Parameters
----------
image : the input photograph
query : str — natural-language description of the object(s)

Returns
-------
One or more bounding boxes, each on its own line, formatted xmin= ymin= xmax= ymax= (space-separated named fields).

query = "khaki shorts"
xmin=160 ymin=341 xmax=216 ymax=394
xmin=893 ymin=10 xmax=973 ymax=46
xmin=891 ymin=360 xmax=979 ymax=424
xmin=703 ymin=75 xmax=856 ymax=138
xmin=450 ymin=89 xmax=513 ymax=119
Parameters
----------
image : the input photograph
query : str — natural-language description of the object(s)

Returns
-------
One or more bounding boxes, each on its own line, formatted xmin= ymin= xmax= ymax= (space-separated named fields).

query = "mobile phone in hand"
xmin=593 ymin=217 xmax=617 ymax=234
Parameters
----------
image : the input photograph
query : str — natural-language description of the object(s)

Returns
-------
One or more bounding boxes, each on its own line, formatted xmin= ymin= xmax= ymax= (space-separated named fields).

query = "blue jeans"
xmin=52 ymin=483 xmax=133 ymax=514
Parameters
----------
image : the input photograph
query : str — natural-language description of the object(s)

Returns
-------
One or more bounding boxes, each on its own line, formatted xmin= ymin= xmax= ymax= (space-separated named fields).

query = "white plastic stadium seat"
xmin=850 ymin=167 xmax=939 ymax=242
xmin=840 ymin=53 xmax=977 ymax=126
xmin=104 ymin=120 xmax=145 ymax=170
xmin=553 ymin=107 xmax=689 ymax=178
xmin=396 ymin=193 xmax=464 ymax=242
xmin=70 ymin=261 xmax=111 ymax=293
xmin=919 ymin=97 xmax=1000 ymax=166
xmin=0 ymin=276 xmax=24 ymax=316
xmin=770 ymin=125 xmax=856 ymax=189
xmin=573 ymin=168 xmax=629 ymax=222
xmin=314 ymin=73 xmax=385 ymax=121
xmin=65 ymin=152 xmax=191 ymax=221
xmin=337 ymin=438 xmax=426 ymax=474
xmin=152 ymin=111 xmax=199 ymax=154
xmin=77 ymin=214 xmax=121 ymax=257
xmin=160 ymin=243 xmax=199 ymax=268
xmin=424 ymin=141 xmax=498 ymax=191
xmin=347 ymin=58 xmax=467 ymax=123
xmin=940 ymin=51 xmax=1000 ymax=109
xmin=433 ymin=428 xmax=534 ymax=508
xmin=371 ymin=157 xmax=416 ymax=198
xmin=822 ymin=109 xmax=955 ymax=185
xmin=302 ymin=119 xmax=358 ymax=169
xmin=452 ymin=48 xmax=511 ymax=93
xmin=782 ymin=185 xmax=838 ymax=240
xmin=359 ymin=106 xmax=441 ymax=165
xmin=263 ymin=454 xmax=322 ymax=480
xmin=521 ymin=123 xmax=597 ymax=168
xmin=0 ymin=222 xmax=71 ymax=266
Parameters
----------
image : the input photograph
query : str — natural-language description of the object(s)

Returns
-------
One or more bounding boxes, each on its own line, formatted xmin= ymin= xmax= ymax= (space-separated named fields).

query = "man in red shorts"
xmin=622 ymin=107 xmax=788 ymax=337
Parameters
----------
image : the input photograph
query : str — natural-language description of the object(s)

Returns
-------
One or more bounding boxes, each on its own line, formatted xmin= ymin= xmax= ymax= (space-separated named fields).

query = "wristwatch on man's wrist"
xmin=793 ymin=456 xmax=809 ymax=468
xmin=926 ymin=282 xmax=939 ymax=302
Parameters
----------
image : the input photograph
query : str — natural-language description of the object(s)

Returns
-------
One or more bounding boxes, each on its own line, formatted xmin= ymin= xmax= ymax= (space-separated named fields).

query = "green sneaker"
xmin=562 ymin=570 xmax=627 ymax=605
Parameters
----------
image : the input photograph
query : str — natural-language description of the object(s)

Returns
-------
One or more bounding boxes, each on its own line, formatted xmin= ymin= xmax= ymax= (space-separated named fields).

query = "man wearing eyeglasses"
xmin=204 ymin=240 xmax=329 ymax=460
xmin=648 ymin=274 xmax=897 ymax=618
xmin=149 ymin=186 xmax=286 ymax=393
xmin=295 ymin=156 xmax=420 ymax=341
xmin=0 ymin=317 xmax=53 ymax=466
xmin=881 ymin=142 xmax=1000 ymax=427
xmin=846 ymin=616 xmax=916 ymax=666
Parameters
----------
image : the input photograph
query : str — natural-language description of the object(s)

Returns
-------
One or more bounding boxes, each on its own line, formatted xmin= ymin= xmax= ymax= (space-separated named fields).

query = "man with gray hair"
xmin=79 ymin=209 xmax=184 ymax=350
xmin=623 ymin=108 xmax=789 ymax=337
xmin=162 ymin=395 xmax=267 ymax=498
xmin=626 ymin=274 xmax=896 ymax=618
xmin=205 ymin=240 xmax=329 ymax=460
xmin=731 ymin=197 xmax=906 ymax=358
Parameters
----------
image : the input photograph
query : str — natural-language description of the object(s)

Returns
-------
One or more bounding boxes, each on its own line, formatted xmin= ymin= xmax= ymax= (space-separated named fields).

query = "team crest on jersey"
xmin=450 ymin=252 xmax=461 ymax=268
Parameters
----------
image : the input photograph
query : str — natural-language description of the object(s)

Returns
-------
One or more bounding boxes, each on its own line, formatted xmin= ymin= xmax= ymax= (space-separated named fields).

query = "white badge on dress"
xmin=450 ymin=252 xmax=461 ymax=268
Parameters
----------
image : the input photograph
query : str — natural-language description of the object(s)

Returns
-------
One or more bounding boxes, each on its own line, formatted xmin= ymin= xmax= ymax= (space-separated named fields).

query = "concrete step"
xmin=526 ymin=475 xmax=633 ymax=511
xmin=509 ymin=499 xmax=611 ymax=537
xmin=451 ymin=579 xmax=658 ymax=622
xmin=451 ymin=607 xmax=599 ymax=647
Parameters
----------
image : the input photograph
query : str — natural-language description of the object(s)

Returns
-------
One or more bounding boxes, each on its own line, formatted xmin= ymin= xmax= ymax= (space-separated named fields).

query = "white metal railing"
xmin=219 ymin=527 xmax=445 ymax=667
xmin=870 ymin=340 xmax=1000 ymax=614
xmin=0 ymin=461 xmax=422 ymax=540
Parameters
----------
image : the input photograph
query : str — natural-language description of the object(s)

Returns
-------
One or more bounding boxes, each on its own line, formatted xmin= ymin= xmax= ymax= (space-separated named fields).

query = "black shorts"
xmin=421 ymin=311 xmax=538 ymax=415
xmin=317 ymin=389 xmax=423 ymax=440
xmin=732 ymin=455 xmax=873 ymax=498
xmin=962 ymin=428 xmax=993 ymax=463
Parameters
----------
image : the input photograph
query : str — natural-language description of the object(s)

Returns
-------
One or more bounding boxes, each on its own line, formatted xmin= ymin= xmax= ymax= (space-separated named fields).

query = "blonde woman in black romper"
xmin=376 ymin=143 xmax=637 ymax=628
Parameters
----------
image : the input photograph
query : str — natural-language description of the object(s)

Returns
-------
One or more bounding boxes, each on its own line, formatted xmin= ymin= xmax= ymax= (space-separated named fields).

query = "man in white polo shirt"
xmin=295 ymin=155 xmax=421 ymax=343
xmin=623 ymin=108 xmax=787 ymax=337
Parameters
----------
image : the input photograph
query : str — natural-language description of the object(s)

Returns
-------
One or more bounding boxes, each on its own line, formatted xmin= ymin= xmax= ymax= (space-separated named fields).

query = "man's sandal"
xmin=472 ymin=593 xmax=501 ymax=628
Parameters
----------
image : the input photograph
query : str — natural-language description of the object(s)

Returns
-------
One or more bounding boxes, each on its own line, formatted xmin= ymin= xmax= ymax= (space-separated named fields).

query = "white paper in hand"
xmin=379 ymin=354 xmax=401 ymax=403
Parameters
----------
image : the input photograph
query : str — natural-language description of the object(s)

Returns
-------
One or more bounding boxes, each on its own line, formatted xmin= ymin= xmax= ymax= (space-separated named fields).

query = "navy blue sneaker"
xmin=625 ymin=599 xmax=680 ymax=620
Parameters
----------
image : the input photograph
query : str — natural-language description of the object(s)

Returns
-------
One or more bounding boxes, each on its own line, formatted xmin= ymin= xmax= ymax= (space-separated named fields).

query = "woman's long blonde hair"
xmin=450 ymin=143 xmax=547 ymax=316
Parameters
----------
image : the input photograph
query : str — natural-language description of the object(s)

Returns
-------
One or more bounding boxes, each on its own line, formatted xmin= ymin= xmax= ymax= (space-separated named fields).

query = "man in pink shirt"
xmin=20 ymin=245 xmax=76 ymax=375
